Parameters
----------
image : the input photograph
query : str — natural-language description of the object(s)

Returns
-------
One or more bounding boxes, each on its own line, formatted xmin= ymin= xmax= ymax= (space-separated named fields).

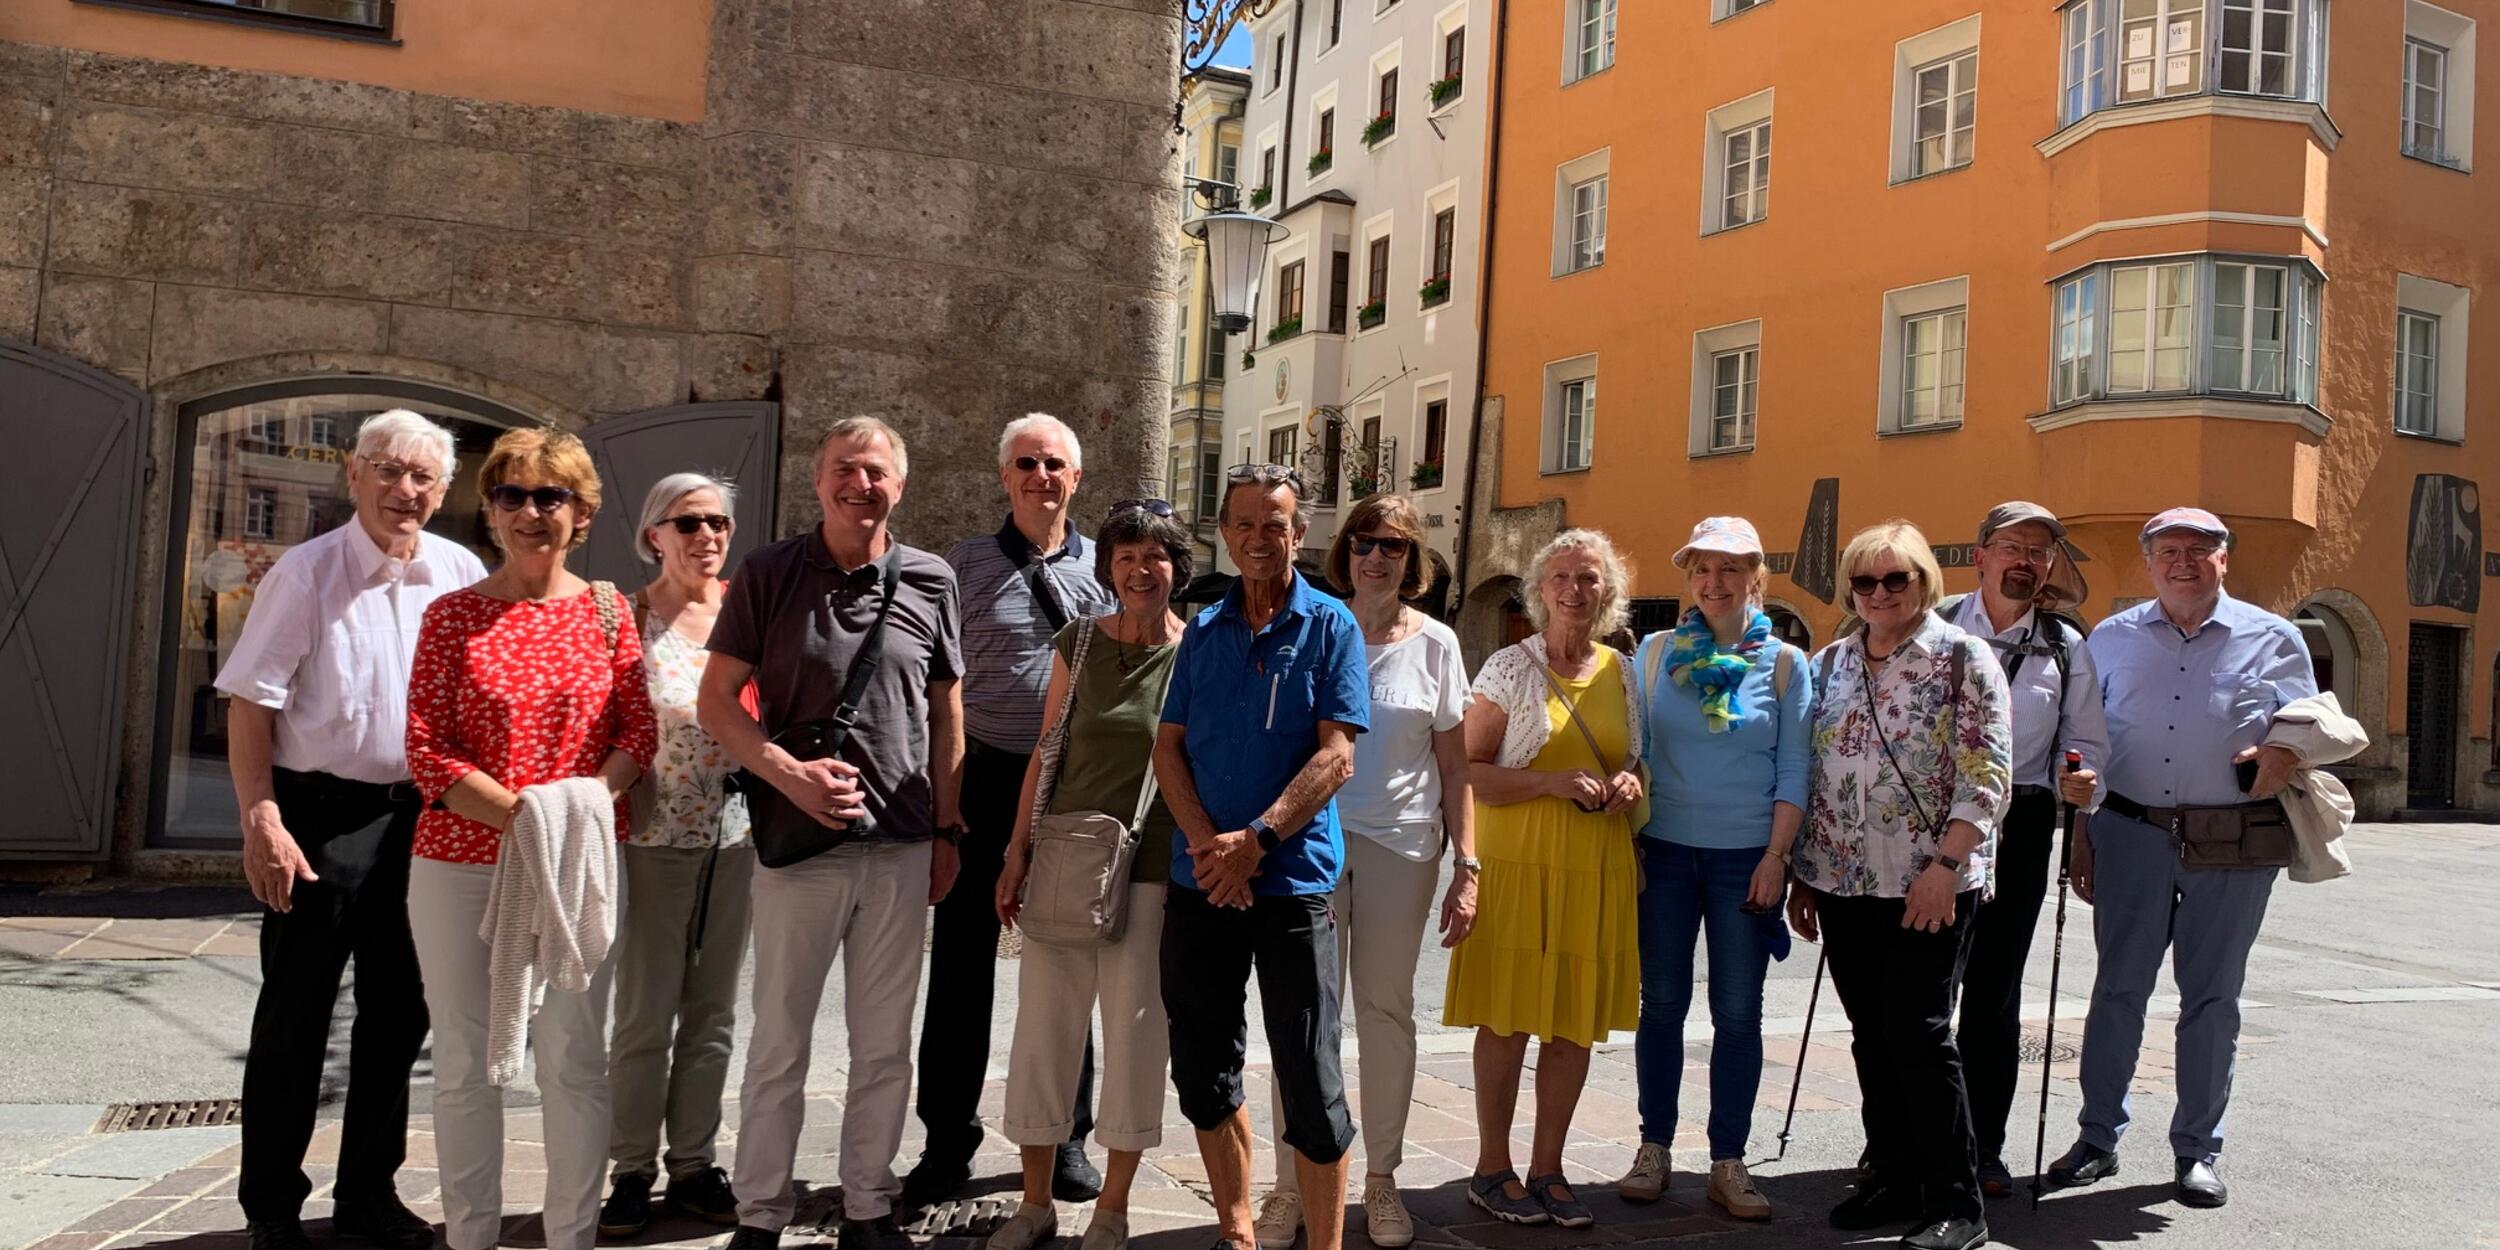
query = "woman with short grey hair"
xmin=599 ymin=472 xmax=754 ymax=1235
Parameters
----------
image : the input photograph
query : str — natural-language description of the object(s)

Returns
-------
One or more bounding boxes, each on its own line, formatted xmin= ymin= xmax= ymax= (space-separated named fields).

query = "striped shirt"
xmin=946 ymin=518 xmax=1117 ymax=752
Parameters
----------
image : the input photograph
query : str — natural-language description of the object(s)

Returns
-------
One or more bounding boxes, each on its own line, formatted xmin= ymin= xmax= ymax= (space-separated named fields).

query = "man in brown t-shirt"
xmin=697 ymin=416 xmax=965 ymax=1250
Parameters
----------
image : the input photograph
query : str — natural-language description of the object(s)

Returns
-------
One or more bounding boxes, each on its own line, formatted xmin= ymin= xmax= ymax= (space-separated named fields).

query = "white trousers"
xmin=1273 ymin=834 xmax=1439 ymax=1188
xmin=1003 ymin=881 xmax=1170 ymax=1151
xmin=732 ymin=840 xmax=931 ymax=1228
xmin=409 ymin=858 xmax=618 ymax=1250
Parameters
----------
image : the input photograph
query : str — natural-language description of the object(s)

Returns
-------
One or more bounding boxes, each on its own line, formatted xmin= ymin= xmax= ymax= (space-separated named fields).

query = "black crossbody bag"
xmin=735 ymin=548 xmax=903 ymax=869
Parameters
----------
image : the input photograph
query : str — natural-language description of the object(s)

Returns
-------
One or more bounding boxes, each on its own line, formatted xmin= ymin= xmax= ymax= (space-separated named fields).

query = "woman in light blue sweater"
xmin=1613 ymin=517 xmax=1810 ymax=1221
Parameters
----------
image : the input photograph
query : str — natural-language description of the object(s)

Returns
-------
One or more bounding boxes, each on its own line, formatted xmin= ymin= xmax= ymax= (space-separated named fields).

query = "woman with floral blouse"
xmin=1787 ymin=519 xmax=2011 ymax=1250
xmin=406 ymin=428 xmax=656 ymax=1250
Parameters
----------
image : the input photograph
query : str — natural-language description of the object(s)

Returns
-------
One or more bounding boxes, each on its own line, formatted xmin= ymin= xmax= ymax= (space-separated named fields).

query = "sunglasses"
xmin=661 ymin=513 xmax=731 ymax=535
xmin=1013 ymin=455 xmax=1072 ymax=474
xmin=487 ymin=484 xmax=577 ymax=513
xmin=1226 ymin=462 xmax=1306 ymax=490
xmin=1848 ymin=571 xmax=1917 ymax=596
xmin=1110 ymin=498 xmax=1176 ymax=518
xmin=1349 ymin=534 xmax=1412 ymax=558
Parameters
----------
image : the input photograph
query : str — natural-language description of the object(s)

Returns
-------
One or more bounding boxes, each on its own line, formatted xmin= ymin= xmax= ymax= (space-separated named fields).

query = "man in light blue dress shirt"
xmin=2044 ymin=507 xmax=2314 ymax=1211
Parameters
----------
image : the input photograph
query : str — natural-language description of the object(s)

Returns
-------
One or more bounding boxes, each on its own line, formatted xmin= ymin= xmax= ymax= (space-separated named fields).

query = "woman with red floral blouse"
xmin=405 ymin=427 xmax=657 ymax=1250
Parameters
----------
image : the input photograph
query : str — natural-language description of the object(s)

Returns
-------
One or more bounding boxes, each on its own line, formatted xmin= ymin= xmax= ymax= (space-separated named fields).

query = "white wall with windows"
xmin=1702 ymin=89 xmax=1774 ymax=234
xmin=2047 ymin=254 xmax=2321 ymax=408
xmin=1891 ymin=16 xmax=1981 ymax=183
xmin=1689 ymin=320 xmax=1764 ymax=455
xmin=1543 ymin=354 xmax=1599 ymax=473
xmin=2394 ymin=272 xmax=2471 ymax=441
xmin=1878 ymin=277 xmax=1971 ymax=433
xmin=2404 ymin=2 xmax=2478 ymax=170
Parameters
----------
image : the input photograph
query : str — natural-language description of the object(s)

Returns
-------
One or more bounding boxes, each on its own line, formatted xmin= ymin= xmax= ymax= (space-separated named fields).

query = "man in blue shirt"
xmin=2045 ymin=507 xmax=2315 ymax=1211
xmin=1154 ymin=463 xmax=1369 ymax=1250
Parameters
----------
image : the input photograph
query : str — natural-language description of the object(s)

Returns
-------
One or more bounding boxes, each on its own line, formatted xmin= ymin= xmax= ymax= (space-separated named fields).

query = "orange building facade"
xmin=1464 ymin=0 xmax=2499 ymax=818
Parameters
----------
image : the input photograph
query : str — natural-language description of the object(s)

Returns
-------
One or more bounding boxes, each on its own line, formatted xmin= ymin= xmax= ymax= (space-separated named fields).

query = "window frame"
xmin=2405 ymin=37 xmax=2449 ymax=160
xmin=2046 ymin=253 xmax=2326 ymax=410
xmin=1276 ymin=259 xmax=1307 ymax=333
xmin=1542 ymin=354 xmax=1600 ymax=473
xmin=1720 ymin=117 xmax=1772 ymax=230
xmin=74 ymin=0 xmax=397 ymax=41
xmin=1362 ymin=232 xmax=1392 ymax=328
xmin=1571 ymin=0 xmax=1618 ymax=82
xmin=2057 ymin=0 xmax=2329 ymax=127
xmin=1569 ymin=175 xmax=1608 ymax=272
xmin=244 ymin=487 xmax=279 ymax=541
xmin=2395 ymin=308 xmax=2441 ymax=436
xmin=1899 ymin=307 xmax=1969 ymax=430
xmin=1708 ymin=347 xmax=1760 ymax=452
xmin=1910 ymin=50 xmax=1979 ymax=177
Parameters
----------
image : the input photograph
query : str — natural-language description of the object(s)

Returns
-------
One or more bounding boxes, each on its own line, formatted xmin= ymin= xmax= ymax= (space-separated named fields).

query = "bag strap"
xmin=1774 ymin=644 xmax=1794 ymax=703
xmin=1030 ymin=618 xmax=1094 ymax=824
xmin=1857 ymin=636 xmax=1966 ymax=841
xmin=591 ymin=580 xmax=621 ymax=651
xmin=1537 ymin=660 xmax=1622 ymax=776
xmin=1002 ymin=534 xmax=1073 ymax=633
xmin=823 ymin=548 xmax=904 ymax=756
xmin=1638 ymin=632 xmax=1667 ymax=711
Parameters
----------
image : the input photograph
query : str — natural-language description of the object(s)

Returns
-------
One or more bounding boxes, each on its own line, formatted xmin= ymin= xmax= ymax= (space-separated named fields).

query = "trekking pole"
xmin=2031 ymin=749 xmax=2086 ymax=1209
xmin=1773 ymin=947 xmax=1828 ymax=1163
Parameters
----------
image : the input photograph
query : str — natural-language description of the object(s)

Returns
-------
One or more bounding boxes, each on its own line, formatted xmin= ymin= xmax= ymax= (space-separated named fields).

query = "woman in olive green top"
xmin=990 ymin=501 xmax=1192 ymax=1250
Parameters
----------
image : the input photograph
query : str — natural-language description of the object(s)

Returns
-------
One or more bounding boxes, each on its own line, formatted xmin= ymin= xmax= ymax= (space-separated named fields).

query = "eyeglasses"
xmin=1848 ymin=570 xmax=1917 ymax=596
xmin=1110 ymin=498 xmax=1176 ymax=518
xmin=1984 ymin=539 xmax=2059 ymax=566
xmin=487 ymin=484 xmax=577 ymax=513
xmin=1013 ymin=455 xmax=1072 ymax=474
xmin=661 ymin=513 xmax=731 ymax=534
xmin=360 ymin=456 xmax=440 ymax=490
xmin=2149 ymin=542 xmax=2222 ymax=565
xmin=1349 ymin=534 xmax=1412 ymax=558
xmin=1226 ymin=462 xmax=1306 ymax=491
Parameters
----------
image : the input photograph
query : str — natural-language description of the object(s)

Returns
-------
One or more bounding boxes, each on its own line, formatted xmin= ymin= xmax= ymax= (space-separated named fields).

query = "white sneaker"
xmin=1706 ymin=1158 xmax=1772 ymax=1221
xmin=1362 ymin=1178 xmax=1413 ymax=1249
xmin=1253 ymin=1190 xmax=1303 ymax=1250
xmin=1617 ymin=1141 xmax=1670 ymax=1203
xmin=1077 ymin=1208 xmax=1129 ymax=1250
xmin=985 ymin=1202 xmax=1058 ymax=1250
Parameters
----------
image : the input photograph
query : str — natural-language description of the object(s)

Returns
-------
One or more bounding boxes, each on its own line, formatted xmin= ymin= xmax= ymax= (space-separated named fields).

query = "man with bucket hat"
xmin=2043 ymin=506 xmax=2314 ymax=1210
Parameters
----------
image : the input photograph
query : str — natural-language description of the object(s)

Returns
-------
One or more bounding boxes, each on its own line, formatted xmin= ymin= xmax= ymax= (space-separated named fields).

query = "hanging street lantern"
xmin=1183 ymin=180 xmax=1286 ymax=334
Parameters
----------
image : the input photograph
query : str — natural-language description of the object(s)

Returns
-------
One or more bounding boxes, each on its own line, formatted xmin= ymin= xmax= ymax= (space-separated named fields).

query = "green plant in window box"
xmin=1356 ymin=299 xmax=1385 ymax=329
xmin=1419 ymin=275 xmax=1451 ymax=306
xmin=1249 ymin=185 xmax=1273 ymax=209
xmin=1428 ymin=74 xmax=1463 ymax=107
xmin=1307 ymin=148 xmax=1334 ymax=175
xmin=1362 ymin=111 xmax=1396 ymax=146
xmin=1242 ymin=349 xmax=1257 ymax=370
xmin=1410 ymin=459 xmax=1444 ymax=489
xmin=1267 ymin=316 xmax=1303 ymax=343
xmin=1348 ymin=469 xmax=1385 ymax=498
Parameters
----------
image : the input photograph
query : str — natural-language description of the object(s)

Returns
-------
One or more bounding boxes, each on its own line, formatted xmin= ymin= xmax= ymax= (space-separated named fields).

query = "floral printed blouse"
xmin=633 ymin=607 xmax=750 ymax=849
xmin=1795 ymin=611 xmax=2013 ymax=899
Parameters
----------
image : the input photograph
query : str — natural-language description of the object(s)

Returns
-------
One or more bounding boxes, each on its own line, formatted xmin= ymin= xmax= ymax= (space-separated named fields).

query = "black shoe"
xmin=599 ymin=1175 xmax=655 ymax=1238
xmin=1854 ymin=1147 xmax=1878 ymax=1184
xmin=1975 ymin=1159 xmax=2015 ymax=1200
xmin=249 ymin=1218 xmax=316 ymax=1250
xmin=2043 ymin=1141 xmax=2119 ymax=1189
xmin=898 ymin=1158 xmax=970 ymax=1212
xmin=1830 ymin=1185 xmax=1923 ymax=1232
xmin=1901 ymin=1215 xmax=1989 ymax=1250
xmin=334 ymin=1194 xmax=438 ymax=1250
xmin=665 ymin=1167 xmax=740 ymax=1227
xmin=2175 ymin=1158 xmax=2229 ymax=1208
xmin=837 ymin=1215 xmax=916 ymax=1250
xmin=1051 ymin=1143 xmax=1104 ymax=1203
xmin=724 ymin=1226 xmax=780 ymax=1250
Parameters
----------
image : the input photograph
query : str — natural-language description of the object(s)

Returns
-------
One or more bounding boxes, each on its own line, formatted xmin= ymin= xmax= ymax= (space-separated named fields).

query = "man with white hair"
xmin=903 ymin=412 xmax=1118 ymax=1208
xmin=216 ymin=408 xmax=486 ymax=1250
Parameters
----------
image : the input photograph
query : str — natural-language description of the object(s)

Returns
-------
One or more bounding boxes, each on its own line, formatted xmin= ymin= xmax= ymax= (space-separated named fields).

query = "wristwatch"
xmin=1247 ymin=817 xmax=1281 ymax=852
xmin=1453 ymin=854 xmax=1483 ymax=872
xmin=934 ymin=821 xmax=968 ymax=848
xmin=1934 ymin=852 xmax=1965 ymax=872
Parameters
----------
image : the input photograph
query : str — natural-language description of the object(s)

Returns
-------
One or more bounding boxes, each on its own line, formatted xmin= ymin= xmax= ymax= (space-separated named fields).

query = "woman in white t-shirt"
xmin=1255 ymin=493 xmax=1477 ymax=1250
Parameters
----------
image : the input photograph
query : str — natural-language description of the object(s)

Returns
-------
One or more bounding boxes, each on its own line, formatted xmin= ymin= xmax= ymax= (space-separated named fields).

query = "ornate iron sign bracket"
xmin=1184 ymin=0 xmax=1276 ymax=77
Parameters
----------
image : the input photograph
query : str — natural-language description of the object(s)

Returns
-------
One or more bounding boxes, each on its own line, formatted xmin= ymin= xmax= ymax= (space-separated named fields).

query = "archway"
xmin=2290 ymin=588 xmax=2397 ymax=816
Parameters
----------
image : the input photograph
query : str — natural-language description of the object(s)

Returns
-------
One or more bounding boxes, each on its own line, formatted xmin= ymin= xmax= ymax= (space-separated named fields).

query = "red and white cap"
xmin=2140 ymin=506 xmax=2231 ymax=543
xmin=1674 ymin=516 xmax=1765 ymax=567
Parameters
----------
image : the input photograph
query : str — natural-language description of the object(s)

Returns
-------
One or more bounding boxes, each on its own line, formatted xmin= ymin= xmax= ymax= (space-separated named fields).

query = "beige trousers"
xmin=1002 ymin=881 xmax=1170 ymax=1151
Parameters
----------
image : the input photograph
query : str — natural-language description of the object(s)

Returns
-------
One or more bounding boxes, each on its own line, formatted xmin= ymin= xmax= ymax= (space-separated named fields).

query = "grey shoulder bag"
xmin=1019 ymin=619 xmax=1161 ymax=948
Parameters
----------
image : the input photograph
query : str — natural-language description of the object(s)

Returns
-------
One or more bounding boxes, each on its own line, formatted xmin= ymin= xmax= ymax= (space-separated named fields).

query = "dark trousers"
xmin=915 ymin=738 xmax=1092 ymax=1167
xmin=1957 ymin=788 xmax=2058 ymax=1164
xmin=238 ymin=768 xmax=430 ymax=1222
xmin=1820 ymin=887 xmax=1983 ymax=1223
xmin=1160 ymin=886 xmax=1356 ymax=1165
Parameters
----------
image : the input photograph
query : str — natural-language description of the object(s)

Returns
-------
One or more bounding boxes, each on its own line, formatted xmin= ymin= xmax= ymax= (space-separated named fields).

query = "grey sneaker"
xmin=1361 ymin=1178 xmax=1413 ymax=1249
xmin=1076 ymin=1209 xmax=1128 ymax=1250
xmin=1617 ymin=1143 xmax=1669 ymax=1203
xmin=985 ymin=1203 xmax=1058 ymax=1250
xmin=1251 ymin=1191 xmax=1301 ymax=1250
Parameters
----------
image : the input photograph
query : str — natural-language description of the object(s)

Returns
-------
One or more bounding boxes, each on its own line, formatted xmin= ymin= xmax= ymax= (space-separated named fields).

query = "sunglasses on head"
xmin=1349 ymin=534 xmax=1412 ymax=558
xmin=1014 ymin=455 xmax=1071 ymax=474
xmin=661 ymin=513 xmax=731 ymax=535
xmin=487 ymin=484 xmax=577 ymax=513
xmin=1110 ymin=498 xmax=1176 ymax=518
xmin=1848 ymin=571 xmax=1916 ymax=596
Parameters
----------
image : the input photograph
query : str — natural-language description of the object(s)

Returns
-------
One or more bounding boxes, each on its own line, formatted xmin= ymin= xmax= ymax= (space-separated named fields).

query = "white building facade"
xmin=1223 ymin=0 xmax=1486 ymax=602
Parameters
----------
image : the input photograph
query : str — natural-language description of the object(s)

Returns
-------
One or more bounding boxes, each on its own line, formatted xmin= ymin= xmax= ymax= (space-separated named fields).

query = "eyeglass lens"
xmin=1848 ymin=571 xmax=1914 ymax=595
xmin=488 ymin=484 xmax=576 ymax=512
xmin=666 ymin=514 xmax=731 ymax=534
xmin=1014 ymin=455 xmax=1070 ymax=473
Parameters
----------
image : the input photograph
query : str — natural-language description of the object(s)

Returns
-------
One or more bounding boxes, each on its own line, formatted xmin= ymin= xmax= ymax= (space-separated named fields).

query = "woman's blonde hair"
xmin=1325 ymin=493 xmax=1430 ymax=598
xmin=1522 ymin=527 xmax=1631 ymax=641
xmin=477 ymin=427 xmax=601 ymax=549
xmin=1837 ymin=518 xmax=1944 ymax=623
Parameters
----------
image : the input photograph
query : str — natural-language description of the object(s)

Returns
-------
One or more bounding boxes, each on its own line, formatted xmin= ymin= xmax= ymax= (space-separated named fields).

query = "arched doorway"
xmin=1763 ymin=599 xmax=1815 ymax=651
xmin=148 ymin=380 xmax=530 ymax=849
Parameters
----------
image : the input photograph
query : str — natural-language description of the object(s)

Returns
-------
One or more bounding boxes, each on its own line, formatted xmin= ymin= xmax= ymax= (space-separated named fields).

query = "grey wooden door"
xmin=578 ymin=402 xmax=781 ymax=592
xmin=0 ymin=342 xmax=149 ymax=858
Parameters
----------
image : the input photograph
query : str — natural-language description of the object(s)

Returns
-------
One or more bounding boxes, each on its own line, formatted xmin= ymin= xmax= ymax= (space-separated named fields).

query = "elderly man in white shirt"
xmin=215 ymin=409 xmax=487 ymax=1250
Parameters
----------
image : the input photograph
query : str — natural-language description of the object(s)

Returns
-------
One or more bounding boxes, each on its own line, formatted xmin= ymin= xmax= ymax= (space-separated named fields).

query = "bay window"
xmin=2058 ymin=0 xmax=2327 ymax=126
xmin=2049 ymin=254 xmax=2321 ymax=407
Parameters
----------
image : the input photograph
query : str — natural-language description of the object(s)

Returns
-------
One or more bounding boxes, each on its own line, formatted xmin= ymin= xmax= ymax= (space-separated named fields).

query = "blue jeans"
xmin=1634 ymin=838 xmax=1773 ymax=1159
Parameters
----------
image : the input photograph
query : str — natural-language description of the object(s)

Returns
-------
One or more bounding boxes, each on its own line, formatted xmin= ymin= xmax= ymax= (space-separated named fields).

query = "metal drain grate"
xmin=95 ymin=1099 xmax=243 ymax=1133
xmin=2017 ymin=1028 xmax=2082 ymax=1064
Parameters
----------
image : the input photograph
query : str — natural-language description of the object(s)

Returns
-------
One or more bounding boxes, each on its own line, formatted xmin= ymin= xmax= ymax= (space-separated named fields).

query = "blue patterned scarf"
xmin=1667 ymin=606 xmax=1775 ymax=733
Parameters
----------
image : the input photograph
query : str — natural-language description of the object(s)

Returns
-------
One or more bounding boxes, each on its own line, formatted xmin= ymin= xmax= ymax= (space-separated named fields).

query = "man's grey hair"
xmin=353 ymin=408 xmax=458 ymax=478
xmin=819 ymin=415 xmax=909 ymax=480
xmin=1218 ymin=462 xmax=1311 ymax=532
xmin=997 ymin=412 xmax=1083 ymax=470
xmin=634 ymin=471 xmax=739 ymax=564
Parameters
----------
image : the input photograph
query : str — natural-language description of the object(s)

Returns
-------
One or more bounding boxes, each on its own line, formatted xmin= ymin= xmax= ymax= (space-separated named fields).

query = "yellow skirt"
xmin=1442 ymin=791 xmax=1642 ymax=1047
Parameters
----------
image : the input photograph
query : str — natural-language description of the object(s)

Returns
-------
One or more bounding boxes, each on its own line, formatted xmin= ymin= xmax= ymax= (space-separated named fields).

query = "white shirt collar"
xmin=1956 ymin=593 xmax=2036 ymax=642
xmin=343 ymin=520 xmax=434 ymax=586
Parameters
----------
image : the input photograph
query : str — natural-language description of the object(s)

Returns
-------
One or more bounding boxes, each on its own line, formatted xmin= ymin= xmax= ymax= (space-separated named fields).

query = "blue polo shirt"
xmin=2091 ymin=591 xmax=2316 ymax=809
xmin=1160 ymin=571 xmax=1370 ymax=896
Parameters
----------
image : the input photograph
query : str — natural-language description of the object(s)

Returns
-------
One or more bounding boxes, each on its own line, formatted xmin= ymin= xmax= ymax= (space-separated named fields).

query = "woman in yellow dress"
xmin=1445 ymin=528 xmax=1645 ymax=1230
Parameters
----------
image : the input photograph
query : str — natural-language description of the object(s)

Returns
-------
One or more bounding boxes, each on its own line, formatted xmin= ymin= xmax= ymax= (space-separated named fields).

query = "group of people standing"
xmin=218 ymin=401 xmax=2332 ymax=1250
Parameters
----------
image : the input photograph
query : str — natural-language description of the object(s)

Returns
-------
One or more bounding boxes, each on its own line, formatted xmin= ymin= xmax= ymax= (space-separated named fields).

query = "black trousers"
xmin=1820 ymin=887 xmax=1983 ymax=1223
xmin=237 ymin=768 xmax=430 ymax=1222
xmin=915 ymin=737 xmax=1092 ymax=1167
xmin=1160 ymin=886 xmax=1356 ymax=1165
xmin=1957 ymin=788 xmax=2058 ymax=1164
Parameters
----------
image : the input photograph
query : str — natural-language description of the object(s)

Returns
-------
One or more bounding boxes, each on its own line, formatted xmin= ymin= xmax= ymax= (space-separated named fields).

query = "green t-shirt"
xmin=1048 ymin=619 xmax=1180 ymax=883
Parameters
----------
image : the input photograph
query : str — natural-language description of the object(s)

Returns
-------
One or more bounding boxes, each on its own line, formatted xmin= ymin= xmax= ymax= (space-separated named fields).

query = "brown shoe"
xmin=1706 ymin=1159 xmax=1771 ymax=1221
